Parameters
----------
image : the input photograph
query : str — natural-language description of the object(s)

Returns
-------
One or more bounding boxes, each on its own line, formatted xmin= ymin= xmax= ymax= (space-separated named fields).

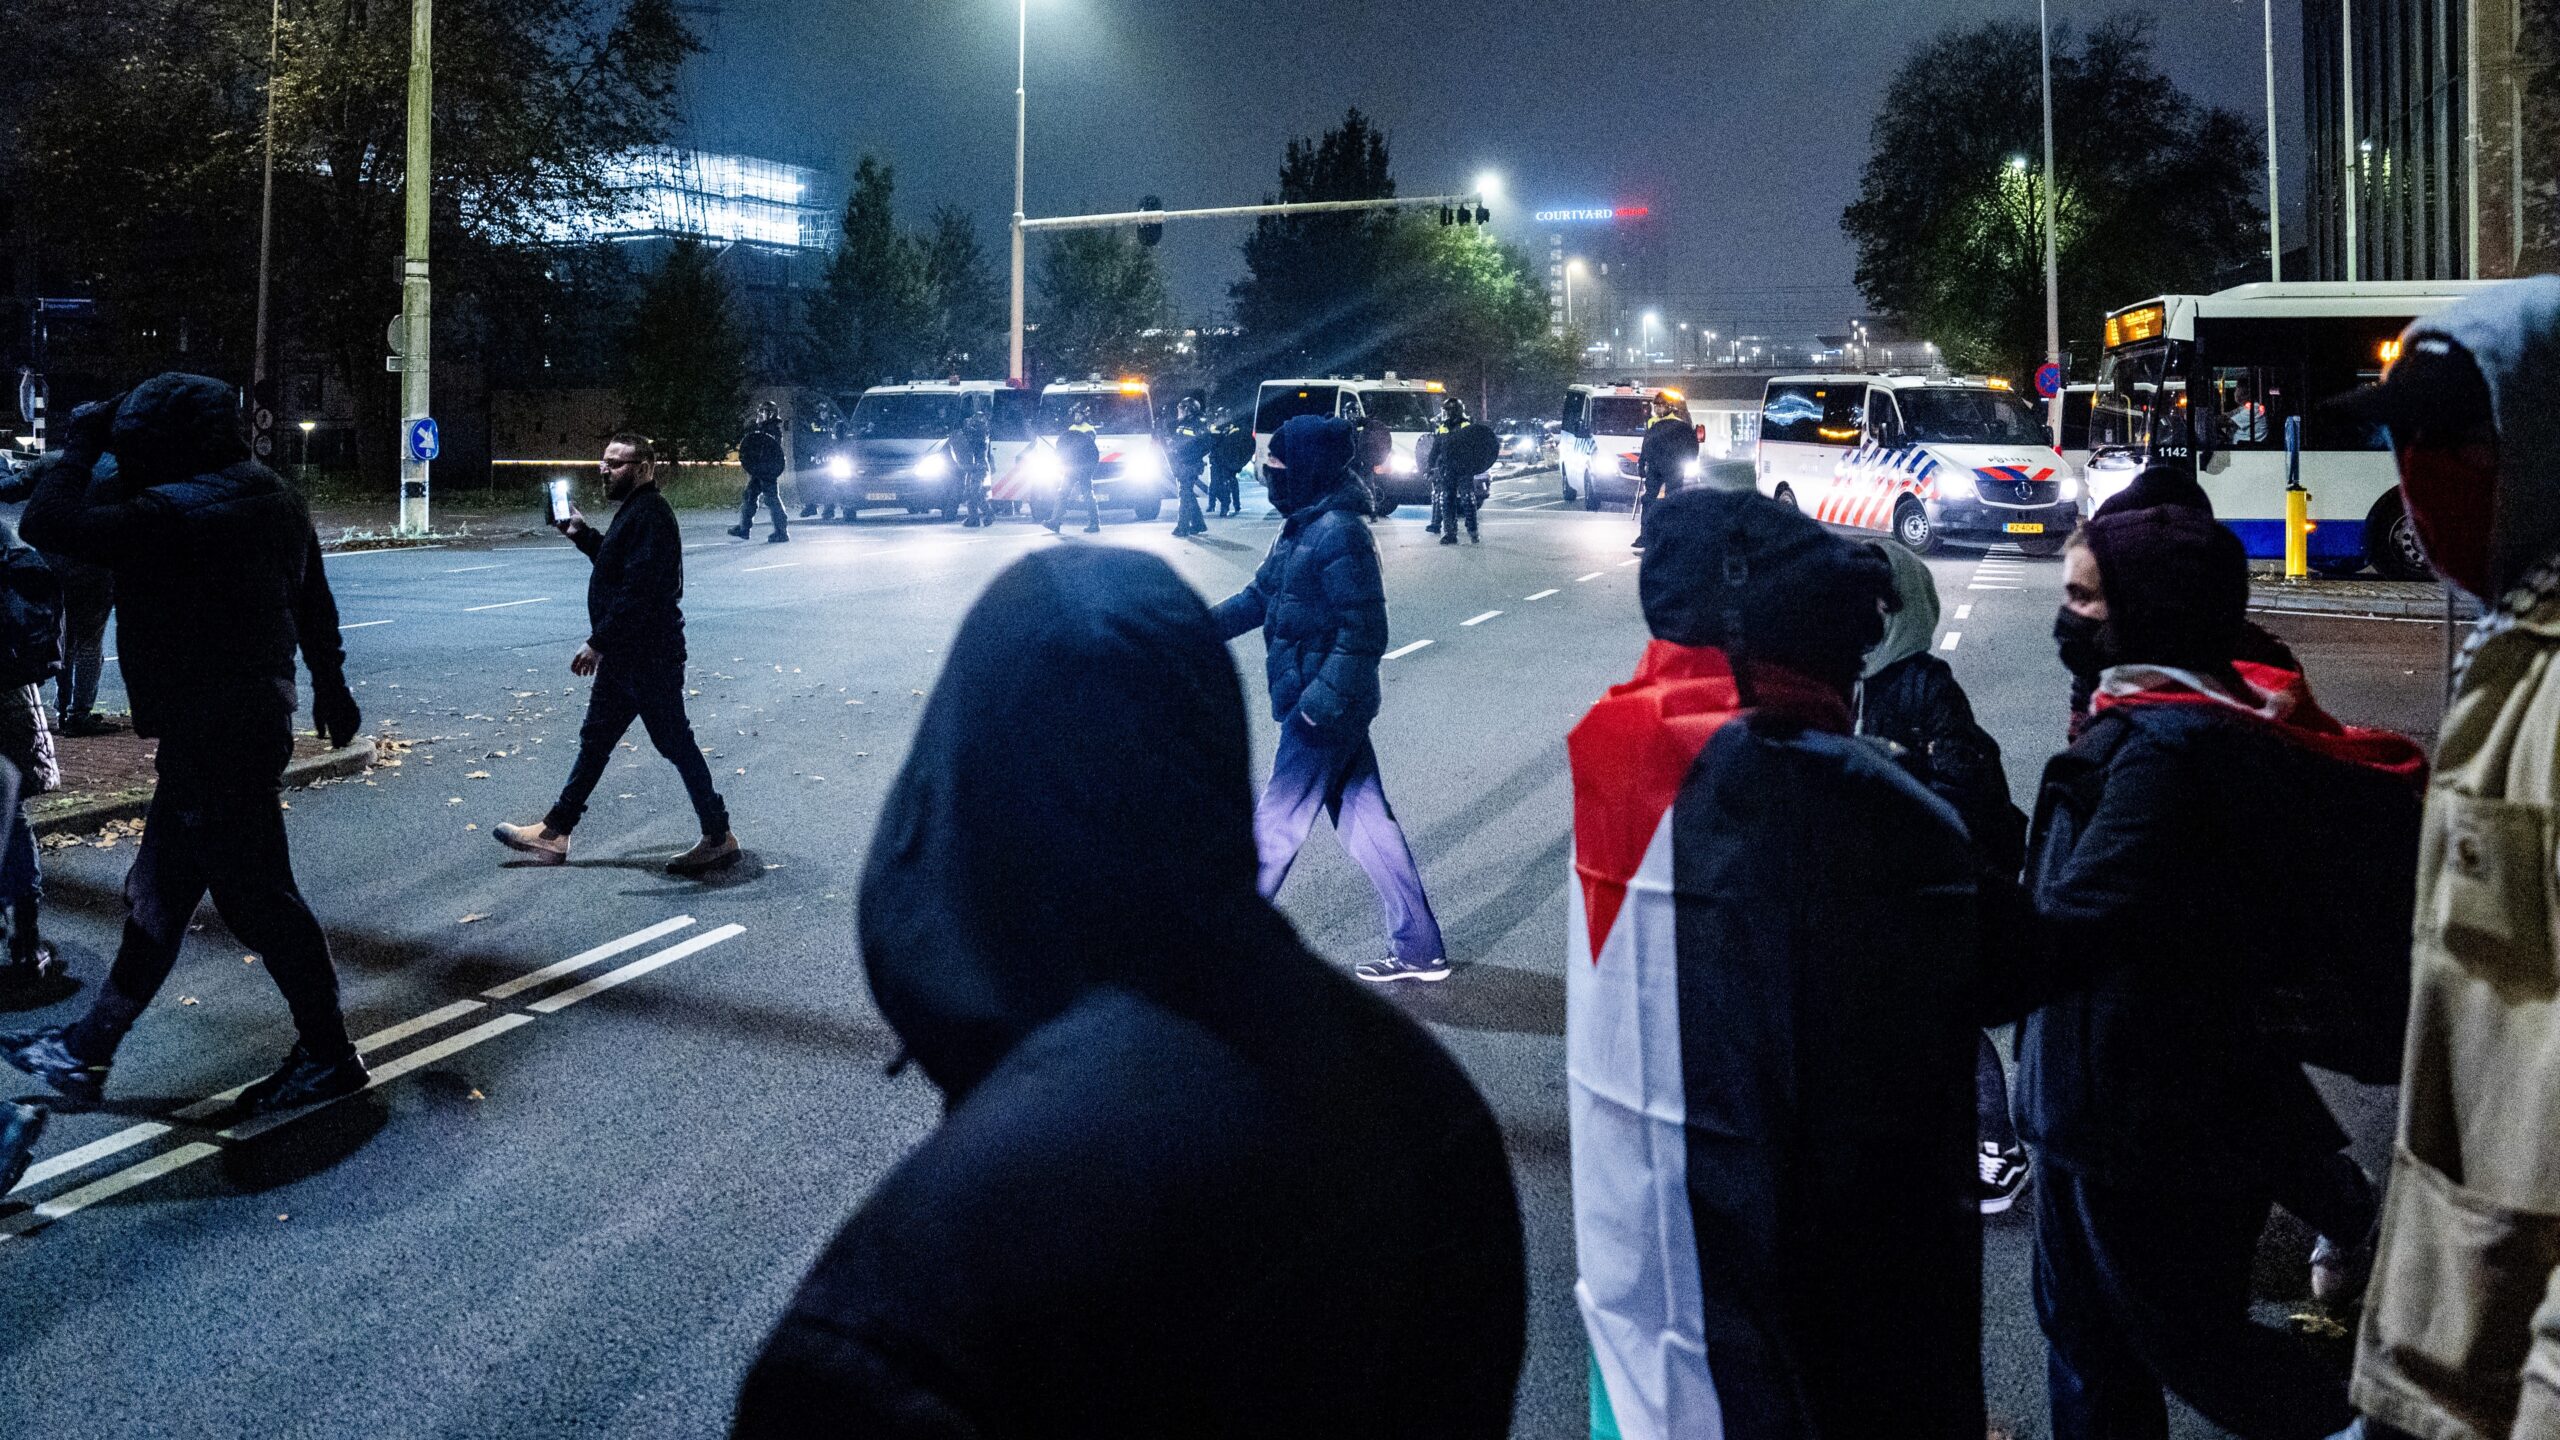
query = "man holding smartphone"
xmin=496 ymin=434 xmax=739 ymax=875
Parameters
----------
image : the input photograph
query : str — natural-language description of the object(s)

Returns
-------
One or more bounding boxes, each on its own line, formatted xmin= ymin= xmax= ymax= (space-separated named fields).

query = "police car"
xmin=1755 ymin=373 xmax=2081 ymax=555
xmin=826 ymin=381 xmax=1033 ymax=521
xmin=1250 ymin=374 xmax=1448 ymax=509
xmin=1560 ymin=383 xmax=1696 ymax=511
xmin=994 ymin=379 xmax=1167 ymax=522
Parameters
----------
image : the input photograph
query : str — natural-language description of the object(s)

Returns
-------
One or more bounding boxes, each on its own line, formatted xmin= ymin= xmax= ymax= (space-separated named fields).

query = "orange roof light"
xmin=1658 ymin=388 xmax=1685 ymax=403
xmin=1118 ymin=379 xmax=1148 ymax=394
xmin=1424 ymin=380 xmax=1445 ymax=392
xmin=1985 ymin=376 xmax=2013 ymax=390
xmin=1815 ymin=426 xmax=1862 ymax=441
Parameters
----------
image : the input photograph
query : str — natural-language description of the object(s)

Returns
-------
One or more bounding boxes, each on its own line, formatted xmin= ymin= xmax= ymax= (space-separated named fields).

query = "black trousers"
xmin=65 ymin=731 xmax=352 ymax=1066
xmin=1049 ymin=471 xmax=1100 ymax=530
xmin=959 ymin=470 xmax=992 ymax=525
xmin=1173 ymin=467 xmax=1206 ymax=534
xmin=1433 ymin=472 xmax=1479 ymax=536
xmin=545 ymin=655 xmax=729 ymax=840
xmin=1209 ymin=467 xmax=1239 ymax=515
xmin=2034 ymin=1165 xmax=2354 ymax=1440
xmin=738 ymin=476 xmax=788 ymax=534
xmin=57 ymin=572 xmax=111 ymax=721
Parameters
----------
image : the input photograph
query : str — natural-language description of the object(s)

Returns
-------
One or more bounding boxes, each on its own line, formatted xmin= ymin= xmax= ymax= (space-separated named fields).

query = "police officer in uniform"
xmin=730 ymin=401 xmax=790 ymax=542
xmin=1047 ymin=402 xmax=1104 ymax=535
xmin=1207 ymin=411 xmax=1249 ymax=517
xmin=953 ymin=397 xmax=995 ymax=528
xmin=1634 ymin=392 xmax=1700 ymax=547
xmin=1164 ymin=394 xmax=1212 ymax=536
xmin=1428 ymin=395 xmax=1483 ymax=545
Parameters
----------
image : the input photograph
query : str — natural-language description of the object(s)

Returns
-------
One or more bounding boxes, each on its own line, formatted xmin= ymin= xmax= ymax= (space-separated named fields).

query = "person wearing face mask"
xmin=2018 ymin=509 xmax=2427 ymax=1440
xmin=2323 ymin=278 xmax=2560 ymax=1440
xmin=493 ymin=434 xmax=739 ymax=876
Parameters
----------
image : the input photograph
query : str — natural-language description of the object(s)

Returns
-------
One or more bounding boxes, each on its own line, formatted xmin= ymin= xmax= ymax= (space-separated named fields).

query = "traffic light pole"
xmin=397 ymin=0 xmax=432 ymax=536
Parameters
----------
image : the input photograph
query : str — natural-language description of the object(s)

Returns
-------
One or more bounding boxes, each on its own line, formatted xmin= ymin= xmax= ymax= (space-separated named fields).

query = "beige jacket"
xmin=2356 ymin=579 xmax=2560 ymax=1440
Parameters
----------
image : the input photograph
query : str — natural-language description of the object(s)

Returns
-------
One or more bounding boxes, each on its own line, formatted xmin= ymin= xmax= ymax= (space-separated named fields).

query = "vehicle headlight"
xmin=1681 ymin=457 xmax=1702 ymax=479
xmin=2059 ymin=474 xmax=2082 ymax=502
xmin=916 ymin=450 xmax=950 ymax=480
xmin=1029 ymin=450 xmax=1064 ymax=486
xmin=1123 ymin=444 xmax=1165 ymax=482
xmin=1385 ymin=452 xmax=1416 ymax=476
xmin=1936 ymin=469 xmax=1976 ymax=500
xmin=825 ymin=455 xmax=854 ymax=482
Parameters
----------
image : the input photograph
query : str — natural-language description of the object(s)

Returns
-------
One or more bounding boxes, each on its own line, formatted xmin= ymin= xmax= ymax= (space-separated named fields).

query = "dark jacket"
xmin=737 ymin=425 xmax=786 ymax=483
xmin=950 ymin=416 xmax=991 ymax=478
xmin=1865 ymin=655 xmax=2027 ymax=873
xmin=574 ymin=484 xmax=685 ymax=663
xmin=734 ymin=546 xmax=1525 ymax=1439
xmin=21 ymin=375 xmax=343 ymax=754
xmin=2016 ymin=698 xmax=2421 ymax=1180
xmin=1057 ymin=424 xmax=1101 ymax=479
xmin=1639 ymin=413 xmax=1700 ymax=490
xmin=1212 ymin=475 xmax=1386 ymax=731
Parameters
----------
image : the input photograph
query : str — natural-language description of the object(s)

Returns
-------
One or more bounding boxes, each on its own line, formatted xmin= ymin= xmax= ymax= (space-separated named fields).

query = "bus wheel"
xmin=1894 ymin=498 xmax=1940 ymax=553
xmin=2016 ymin=535 xmax=2067 ymax=557
xmin=1774 ymin=484 xmax=1800 ymax=513
xmin=2368 ymin=492 xmax=2432 ymax=581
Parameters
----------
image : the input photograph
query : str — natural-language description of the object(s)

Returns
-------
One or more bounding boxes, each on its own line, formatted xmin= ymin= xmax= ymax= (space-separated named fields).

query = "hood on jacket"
xmin=858 ymin=545 xmax=1284 ymax=1102
xmin=1862 ymin=540 xmax=1940 ymax=679
xmin=1639 ymin=487 xmax=1893 ymax=696
xmin=1264 ymin=415 xmax=1357 ymax=517
xmin=2081 ymin=503 xmax=2247 ymax=673
xmin=2093 ymin=462 xmax=2214 ymax=520
xmin=2392 ymin=277 xmax=2560 ymax=594
xmin=108 ymin=373 xmax=250 ymax=483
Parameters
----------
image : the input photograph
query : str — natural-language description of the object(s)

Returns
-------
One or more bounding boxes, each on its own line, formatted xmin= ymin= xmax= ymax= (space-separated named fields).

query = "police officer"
xmin=953 ymin=397 xmax=995 ymax=528
xmin=1047 ymin=402 xmax=1104 ymax=535
xmin=1634 ymin=392 xmax=1700 ymax=548
xmin=804 ymin=410 xmax=850 ymax=522
xmin=1164 ymin=394 xmax=1212 ymax=536
xmin=1207 ymin=411 xmax=1249 ymax=517
xmin=730 ymin=400 xmax=789 ymax=543
xmin=1429 ymin=395 xmax=1482 ymax=545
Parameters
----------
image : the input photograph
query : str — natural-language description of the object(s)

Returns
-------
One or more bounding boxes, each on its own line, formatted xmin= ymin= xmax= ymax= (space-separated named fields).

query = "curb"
xmin=29 ymin=738 xmax=379 ymax=838
xmin=2248 ymin=583 xmax=2478 ymax=621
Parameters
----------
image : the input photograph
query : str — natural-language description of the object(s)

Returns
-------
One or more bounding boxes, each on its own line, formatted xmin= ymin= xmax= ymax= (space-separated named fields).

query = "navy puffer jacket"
xmin=1213 ymin=477 xmax=1386 ymax=733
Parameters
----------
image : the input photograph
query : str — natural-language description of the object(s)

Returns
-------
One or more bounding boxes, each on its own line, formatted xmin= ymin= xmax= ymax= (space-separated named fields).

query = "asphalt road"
xmin=0 ymin=472 xmax=2449 ymax=1439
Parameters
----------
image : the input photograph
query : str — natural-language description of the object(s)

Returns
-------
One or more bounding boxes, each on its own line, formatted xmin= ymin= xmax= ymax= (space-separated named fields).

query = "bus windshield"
xmin=1040 ymin=392 xmax=1153 ymax=435
xmin=1359 ymin=391 xmax=1440 ymax=431
xmin=1897 ymin=388 xmax=2050 ymax=446
xmin=852 ymin=393 xmax=966 ymax=440
xmin=2091 ymin=342 xmax=2187 ymax=454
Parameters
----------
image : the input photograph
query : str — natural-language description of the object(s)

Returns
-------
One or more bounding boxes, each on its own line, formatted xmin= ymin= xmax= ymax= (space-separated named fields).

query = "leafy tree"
xmin=918 ymin=205 xmax=1004 ymax=379
xmin=1229 ymin=108 xmax=1401 ymax=379
xmin=804 ymin=154 xmax=934 ymax=391
xmin=1843 ymin=14 xmax=2262 ymax=383
xmin=619 ymin=239 xmax=746 ymax=464
xmin=1035 ymin=230 xmax=1171 ymax=382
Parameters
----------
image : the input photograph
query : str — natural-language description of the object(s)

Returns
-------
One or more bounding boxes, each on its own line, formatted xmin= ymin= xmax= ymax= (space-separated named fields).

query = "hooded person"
xmin=1214 ymin=415 xmax=1450 ymax=983
xmin=2 ymin=373 xmax=367 ymax=1112
xmin=2016 ymin=506 xmax=2427 ymax=1440
xmin=1566 ymin=487 xmax=1988 ymax=1440
xmin=2324 ymin=276 xmax=2560 ymax=1440
xmin=1856 ymin=541 xmax=2035 ymax=1214
xmin=732 ymin=545 xmax=1526 ymax=1439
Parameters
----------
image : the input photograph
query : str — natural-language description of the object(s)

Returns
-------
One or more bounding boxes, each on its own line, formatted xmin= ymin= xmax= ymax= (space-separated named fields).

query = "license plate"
xmin=866 ymin=492 xmax=899 ymax=502
xmin=2004 ymin=522 xmax=2046 ymax=534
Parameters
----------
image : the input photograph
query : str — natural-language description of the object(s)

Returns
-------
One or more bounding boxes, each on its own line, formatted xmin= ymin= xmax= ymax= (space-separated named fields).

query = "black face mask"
xmin=2053 ymin=607 xmax=2109 ymax=681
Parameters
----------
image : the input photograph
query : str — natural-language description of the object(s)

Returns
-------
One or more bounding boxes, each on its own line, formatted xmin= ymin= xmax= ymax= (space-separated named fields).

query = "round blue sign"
xmin=2034 ymin=363 xmax=2064 ymax=399
xmin=405 ymin=417 xmax=441 ymax=464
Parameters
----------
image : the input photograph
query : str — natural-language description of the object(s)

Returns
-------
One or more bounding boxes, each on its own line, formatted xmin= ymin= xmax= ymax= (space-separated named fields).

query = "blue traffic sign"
xmin=2034 ymin=363 xmax=2064 ymax=399
xmin=405 ymin=417 xmax=441 ymax=464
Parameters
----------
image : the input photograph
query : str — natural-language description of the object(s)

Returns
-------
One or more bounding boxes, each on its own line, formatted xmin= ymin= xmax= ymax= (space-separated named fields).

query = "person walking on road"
xmin=495 ymin=434 xmax=739 ymax=876
xmin=1 ymin=374 xmax=369 ymax=1113
xmin=1165 ymin=393 xmax=1212 ymax=537
xmin=1632 ymin=393 xmax=1698 ymax=548
xmin=1207 ymin=412 xmax=1248 ymax=517
xmin=952 ymin=397 xmax=995 ymax=529
xmin=1568 ymin=488 xmax=1987 ymax=1440
xmin=0 ymin=462 xmax=119 ymax=735
xmin=732 ymin=544 xmax=1526 ymax=1439
xmin=1046 ymin=403 xmax=1103 ymax=535
xmin=729 ymin=400 xmax=789 ymax=543
xmin=2018 ymin=509 xmax=2425 ymax=1440
xmin=2322 ymin=277 xmax=2560 ymax=1440
xmin=1213 ymin=415 xmax=1448 ymax=983
xmin=1857 ymin=540 xmax=2033 ymax=1215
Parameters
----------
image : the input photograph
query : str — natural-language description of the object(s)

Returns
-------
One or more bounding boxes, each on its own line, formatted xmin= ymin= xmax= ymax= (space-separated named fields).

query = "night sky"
xmin=681 ymin=0 xmax=2309 ymax=336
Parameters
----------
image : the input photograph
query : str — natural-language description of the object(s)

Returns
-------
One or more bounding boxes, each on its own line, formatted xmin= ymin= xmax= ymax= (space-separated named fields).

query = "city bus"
xmin=2089 ymin=281 xmax=2490 ymax=578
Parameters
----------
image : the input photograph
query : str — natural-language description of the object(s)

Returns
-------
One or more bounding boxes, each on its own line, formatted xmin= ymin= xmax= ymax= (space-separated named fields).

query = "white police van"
xmin=1251 ymin=374 xmax=1447 ymax=508
xmin=1755 ymin=373 xmax=2082 ymax=555
xmin=1560 ymin=383 xmax=1694 ymax=511
xmin=995 ymin=378 xmax=1168 ymax=521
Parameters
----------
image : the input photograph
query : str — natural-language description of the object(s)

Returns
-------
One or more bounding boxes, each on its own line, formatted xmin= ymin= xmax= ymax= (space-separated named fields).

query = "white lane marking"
xmin=1968 ymin=584 xmax=2020 ymax=591
xmin=1956 ymin=604 xmax=1973 ymax=620
xmin=1462 ymin=611 xmax=1502 ymax=626
xmin=1941 ymin=632 xmax=1962 ymax=652
xmin=482 ymin=916 xmax=697 ymax=1000
xmin=527 ymin=924 xmax=747 ymax=1014
xmin=0 ymin=1143 xmax=223 ymax=1241
xmin=324 ymin=546 xmax=447 ymax=559
xmin=741 ymin=562 xmax=800 ymax=573
xmin=7 ymin=1123 xmax=171 ymax=1197
xmin=338 ymin=620 xmax=395 ymax=631
xmin=463 ymin=598 xmax=550 ymax=612
xmin=219 ymin=1015 xmax=539 ymax=1142
xmin=1524 ymin=588 xmax=1559 ymax=601
xmin=1531 ymin=500 xmax=1566 ymax=508
xmin=354 ymin=999 xmax=486 ymax=1053
xmin=2249 ymin=607 xmax=2458 ymax=625
xmin=1382 ymin=640 xmax=1434 ymax=661
xmin=1617 ymin=558 xmax=1639 ymax=567
xmin=443 ymin=564 xmax=504 ymax=574
xmin=1574 ymin=572 xmax=1603 ymax=583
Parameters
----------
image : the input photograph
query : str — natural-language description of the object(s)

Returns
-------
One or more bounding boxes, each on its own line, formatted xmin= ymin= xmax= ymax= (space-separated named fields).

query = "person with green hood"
xmin=1856 ymin=542 xmax=2031 ymax=1213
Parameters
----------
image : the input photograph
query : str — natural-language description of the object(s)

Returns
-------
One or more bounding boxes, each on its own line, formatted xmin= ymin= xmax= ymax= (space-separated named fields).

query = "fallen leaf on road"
xmin=277 ymin=1213 xmax=290 ymax=1222
xmin=458 ymin=913 xmax=489 ymax=924
xmin=763 ymin=863 xmax=784 ymax=871
xmin=465 ymin=770 xmax=491 ymax=780
xmin=463 ymin=823 xmax=479 ymax=831
xmin=467 ymin=1088 xmax=485 ymax=1102
xmin=447 ymin=797 xmax=463 ymax=805
xmin=243 ymin=955 xmax=258 ymax=966
xmin=180 ymin=996 xmax=199 ymax=1006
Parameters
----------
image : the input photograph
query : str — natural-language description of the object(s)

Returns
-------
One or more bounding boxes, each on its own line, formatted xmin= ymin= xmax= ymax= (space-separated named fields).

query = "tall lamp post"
xmin=2263 ymin=0 xmax=2284 ymax=280
xmin=2038 ymin=0 xmax=2064 ymax=440
xmin=397 ymin=0 xmax=432 ymax=535
xmin=1007 ymin=0 xmax=1029 ymax=387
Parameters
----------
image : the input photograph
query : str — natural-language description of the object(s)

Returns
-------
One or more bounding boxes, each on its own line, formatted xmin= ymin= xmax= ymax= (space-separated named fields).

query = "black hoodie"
xmin=734 ymin=545 xmax=1525 ymax=1439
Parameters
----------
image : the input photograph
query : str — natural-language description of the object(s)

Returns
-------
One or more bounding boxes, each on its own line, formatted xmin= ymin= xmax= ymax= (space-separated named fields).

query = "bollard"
xmin=2283 ymin=414 xmax=2311 ymax=581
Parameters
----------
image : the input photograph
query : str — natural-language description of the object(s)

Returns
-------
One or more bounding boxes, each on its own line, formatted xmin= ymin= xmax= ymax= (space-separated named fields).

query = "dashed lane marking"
xmin=1462 ymin=611 xmax=1502 ymax=627
xmin=1968 ymin=584 xmax=2020 ymax=592
xmin=324 ymin=546 xmax=447 ymax=559
xmin=1956 ymin=604 xmax=1973 ymax=620
xmin=463 ymin=598 xmax=550 ymax=612
xmin=1941 ymin=632 xmax=1962 ymax=652
xmin=1524 ymin=589 xmax=1559 ymax=601
xmin=0 ymin=1143 xmax=223 ymax=1240
xmin=1575 ymin=572 xmax=1603 ymax=583
xmin=1617 ymin=558 xmax=1639 ymax=567
xmin=740 ymin=562 xmax=801 ymax=573
xmin=525 ymin=924 xmax=747 ymax=1015
xmin=1383 ymin=640 xmax=1433 ymax=661
xmin=482 ymin=916 xmax=697 ymax=1000
xmin=443 ymin=564 xmax=505 ymax=574
xmin=339 ymin=620 xmax=394 ymax=630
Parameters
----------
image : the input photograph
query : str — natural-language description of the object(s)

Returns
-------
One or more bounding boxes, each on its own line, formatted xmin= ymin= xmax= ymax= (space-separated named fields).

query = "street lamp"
xmin=1474 ymin=170 xmax=1504 ymax=205
xmin=297 ymin=419 xmax=316 ymax=481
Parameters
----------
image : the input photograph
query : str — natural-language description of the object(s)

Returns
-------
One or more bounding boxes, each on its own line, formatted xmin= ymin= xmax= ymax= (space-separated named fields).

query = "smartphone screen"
xmin=547 ymin=478 xmax=572 ymax=524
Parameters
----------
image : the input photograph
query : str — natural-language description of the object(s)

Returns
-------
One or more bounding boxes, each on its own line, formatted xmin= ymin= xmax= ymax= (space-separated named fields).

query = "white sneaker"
xmin=1978 ymin=1141 xmax=2029 ymax=1215
xmin=1355 ymin=955 xmax=1452 ymax=984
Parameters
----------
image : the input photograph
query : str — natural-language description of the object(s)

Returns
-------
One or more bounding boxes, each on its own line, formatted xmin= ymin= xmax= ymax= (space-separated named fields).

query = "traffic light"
xmin=1438 ymin=204 xmax=1491 ymax=227
xmin=1137 ymin=195 xmax=1163 ymax=248
xmin=1439 ymin=205 xmax=1455 ymax=226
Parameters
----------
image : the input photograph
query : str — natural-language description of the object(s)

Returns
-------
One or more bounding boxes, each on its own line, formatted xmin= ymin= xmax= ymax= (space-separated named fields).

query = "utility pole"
xmin=1008 ymin=0 xmax=1027 ymax=387
xmin=2342 ymin=0 xmax=2359 ymax=282
xmin=2264 ymin=0 xmax=2283 ymax=280
xmin=253 ymin=0 xmax=281 ymax=401
xmin=397 ymin=0 xmax=432 ymax=534
xmin=2038 ymin=0 xmax=2064 ymax=438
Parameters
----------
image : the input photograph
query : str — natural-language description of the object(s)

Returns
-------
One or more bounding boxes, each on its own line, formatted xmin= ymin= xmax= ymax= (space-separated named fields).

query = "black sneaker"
xmin=60 ymin=713 xmax=123 ymax=738
xmin=1355 ymin=955 xmax=1453 ymax=984
xmin=727 ymin=524 xmax=750 ymax=540
xmin=766 ymin=530 xmax=790 ymax=544
xmin=238 ymin=1045 xmax=370 ymax=1113
xmin=0 ymin=943 xmax=62 ymax=1000
xmin=1978 ymin=1141 xmax=2029 ymax=1215
xmin=0 ymin=1027 xmax=109 ymax=1105
xmin=1 ymin=1102 xmax=43 ymax=1194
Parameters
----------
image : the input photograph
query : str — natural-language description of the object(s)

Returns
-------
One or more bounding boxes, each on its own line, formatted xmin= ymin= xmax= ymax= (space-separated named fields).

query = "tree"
xmin=1035 ymin=230 xmax=1171 ymax=382
xmin=918 ymin=205 xmax=1004 ymax=379
xmin=1843 ymin=14 xmax=2262 ymax=383
xmin=620 ymin=240 xmax=746 ymax=464
xmin=803 ymin=154 xmax=933 ymax=392
xmin=1229 ymin=108 xmax=1401 ymax=379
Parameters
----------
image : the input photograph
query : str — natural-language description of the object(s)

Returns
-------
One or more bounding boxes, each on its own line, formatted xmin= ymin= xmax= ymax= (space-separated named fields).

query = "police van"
xmin=825 ymin=381 xmax=1032 ymax=521
xmin=1560 ymin=383 xmax=1695 ymax=511
xmin=1755 ymin=373 xmax=2081 ymax=555
xmin=994 ymin=378 xmax=1168 ymax=521
xmin=1251 ymin=374 xmax=1447 ymax=509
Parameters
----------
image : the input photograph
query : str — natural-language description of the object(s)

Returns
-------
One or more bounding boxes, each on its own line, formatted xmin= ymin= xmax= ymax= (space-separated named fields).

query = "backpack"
xmin=0 ymin=546 xmax=63 ymax=690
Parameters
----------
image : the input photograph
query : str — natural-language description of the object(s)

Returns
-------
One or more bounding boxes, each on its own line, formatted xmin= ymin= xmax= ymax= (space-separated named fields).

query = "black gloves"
xmin=59 ymin=394 xmax=121 ymax=463
xmin=313 ymin=677 xmax=361 ymax=749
